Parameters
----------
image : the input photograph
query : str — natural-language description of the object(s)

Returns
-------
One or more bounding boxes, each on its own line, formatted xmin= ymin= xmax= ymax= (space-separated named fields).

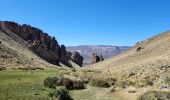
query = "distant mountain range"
xmin=67 ymin=45 xmax=131 ymax=66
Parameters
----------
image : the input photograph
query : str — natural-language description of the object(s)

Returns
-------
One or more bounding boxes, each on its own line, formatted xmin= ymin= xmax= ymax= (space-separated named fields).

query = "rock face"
xmin=67 ymin=51 xmax=83 ymax=67
xmin=0 ymin=21 xmax=83 ymax=67
xmin=91 ymin=53 xmax=104 ymax=64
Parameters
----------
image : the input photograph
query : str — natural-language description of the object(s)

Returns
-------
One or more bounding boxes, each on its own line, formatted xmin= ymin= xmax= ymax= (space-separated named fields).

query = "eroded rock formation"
xmin=0 ymin=21 xmax=83 ymax=67
xmin=67 ymin=51 xmax=83 ymax=67
xmin=91 ymin=53 xmax=104 ymax=64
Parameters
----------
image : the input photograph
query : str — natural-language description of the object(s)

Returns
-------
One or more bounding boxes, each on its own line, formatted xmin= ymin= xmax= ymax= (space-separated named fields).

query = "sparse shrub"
xmin=44 ymin=76 xmax=59 ymax=89
xmin=90 ymin=77 xmax=116 ymax=88
xmin=119 ymin=80 xmax=136 ymax=88
xmin=63 ymin=78 xmax=85 ymax=90
xmin=71 ymin=68 xmax=76 ymax=72
xmin=107 ymin=77 xmax=117 ymax=86
xmin=128 ymin=72 xmax=136 ymax=77
xmin=146 ymin=80 xmax=154 ymax=86
xmin=137 ymin=91 xmax=170 ymax=100
xmin=90 ymin=78 xmax=110 ymax=88
xmin=72 ymin=80 xmax=85 ymax=90
xmin=136 ymin=47 xmax=143 ymax=52
xmin=49 ymin=86 xmax=73 ymax=100
xmin=143 ymin=76 xmax=155 ymax=86
xmin=63 ymin=78 xmax=73 ymax=89
xmin=0 ymin=67 xmax=6 ymax=71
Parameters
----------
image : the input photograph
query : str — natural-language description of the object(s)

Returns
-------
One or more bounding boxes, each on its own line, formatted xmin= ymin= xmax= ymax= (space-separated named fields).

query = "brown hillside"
xmin=88 ymin=30 xmax=170 ymax=85
xmin=0 ymin=29 xmax=55 ymax=69
xmin=0 ymin=21 xmax=83 ymax=69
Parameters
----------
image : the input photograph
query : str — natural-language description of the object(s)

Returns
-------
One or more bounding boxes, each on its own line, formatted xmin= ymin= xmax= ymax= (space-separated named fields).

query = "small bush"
xmin=137 ymin=91 xmax=170 ymax=100
xmin=49 ymin=86 xmax=73 ymax=100
xmin=63 ymin=78 xmax=73 ymax=89
xmin=90 ymin=78 xmax=110 ymax=88
xmin=0 ymin=67 xmax=6 ymax=71
xmin=44 ymin=77 xmax=59 ymax=89
xmin=136 ymin=47 xmax=143 ymax=52
xmin=72 ymin=80 xmax=85 ymax=90
xmin=63 ymin=78 xmax=85 ymax=90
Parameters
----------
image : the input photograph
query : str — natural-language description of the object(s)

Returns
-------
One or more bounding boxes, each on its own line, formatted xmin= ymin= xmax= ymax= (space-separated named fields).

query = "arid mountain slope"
xmin=89 ymin=30 xmax=170 ymax=84
xmin=0 ymin=21 xmax=83 ymax=69
xmin=0 ymin=29 xmax=55 ymax=69
xmin=67 ymin=45 xmax=130 ymax=65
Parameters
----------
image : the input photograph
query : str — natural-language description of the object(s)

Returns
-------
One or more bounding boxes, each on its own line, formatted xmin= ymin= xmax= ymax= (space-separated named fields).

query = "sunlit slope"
xmin=0 ymin=30 xmax=56 ymax=69
xmin=89 ymin=30 xmax=170 ymax=80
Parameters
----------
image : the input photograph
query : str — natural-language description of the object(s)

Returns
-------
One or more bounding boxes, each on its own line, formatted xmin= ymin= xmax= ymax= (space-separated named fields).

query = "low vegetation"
xmin=44 ymin=76 xmax=85 ymax=90
xmin=90 ymin=77 xmax=116 ymax=88
xmin=18 ymin=66 xmax=44 ymax=70
xmin=48 ymin=86 xmax=73 ymax=100
xmin=0 ymin=67 xmax=6 ymax=71
xmin=137 ymin=90 xmax=170 ymax=100
xmin=44 ymin=76 xmax=59 ymax=89
xmin=1 ymin=68 xmax=169 ymax=100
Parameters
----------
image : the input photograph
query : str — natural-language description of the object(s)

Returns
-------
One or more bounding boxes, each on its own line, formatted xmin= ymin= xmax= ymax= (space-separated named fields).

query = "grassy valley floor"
xmin=0 ymin=69 xmax=169 ymax=100
xmin=0 ymin=69 xmax=119 ymax=100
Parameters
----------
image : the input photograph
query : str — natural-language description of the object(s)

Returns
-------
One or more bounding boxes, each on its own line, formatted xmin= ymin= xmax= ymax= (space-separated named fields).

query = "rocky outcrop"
xmin=0 ymin=21 xmax=83 ymax=67
xmin=67 ymin=51 xmax=83 ymax=67
xmin=67 ymin=45 xmax=131 ymax=66
xmin=91 ymin=53 xmax=104 ymax=64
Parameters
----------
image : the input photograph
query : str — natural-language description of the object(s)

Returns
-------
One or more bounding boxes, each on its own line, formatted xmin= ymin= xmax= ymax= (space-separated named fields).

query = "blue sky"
xmin=0 ymin=0 xmax=170 ymax=46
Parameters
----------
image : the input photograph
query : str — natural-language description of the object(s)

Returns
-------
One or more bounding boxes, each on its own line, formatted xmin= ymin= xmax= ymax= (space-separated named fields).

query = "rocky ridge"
xmin=0 ymin=21 xmax=83 ymax=67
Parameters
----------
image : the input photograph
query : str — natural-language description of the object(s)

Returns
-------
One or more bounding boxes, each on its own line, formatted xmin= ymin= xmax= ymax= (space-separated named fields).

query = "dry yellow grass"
xmin=88 ymin=31 xmax=170 ymax=82
xmin=0 ymin=30 xmax=56 ymax=69
xmin=0 ymin=28 xmax=79 ymax=69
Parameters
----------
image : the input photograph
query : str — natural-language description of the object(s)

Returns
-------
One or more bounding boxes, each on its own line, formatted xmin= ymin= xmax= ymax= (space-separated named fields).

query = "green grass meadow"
xmin=0 ymin=69 xmax=118 ymax=100
xmin=0 ymin=69 xmax=59 ymax=100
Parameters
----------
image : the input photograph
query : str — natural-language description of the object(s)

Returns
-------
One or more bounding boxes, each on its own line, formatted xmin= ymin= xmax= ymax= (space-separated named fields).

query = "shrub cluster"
xmin=48 ymin=86 xmax=73 ymax=100
xmin=44 ymin=76 xmax=85 ymax=90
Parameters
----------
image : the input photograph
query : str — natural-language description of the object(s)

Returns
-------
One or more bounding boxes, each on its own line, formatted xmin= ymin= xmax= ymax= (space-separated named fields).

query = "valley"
xmin=0 ymin=21 xmax=170 ymax=100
